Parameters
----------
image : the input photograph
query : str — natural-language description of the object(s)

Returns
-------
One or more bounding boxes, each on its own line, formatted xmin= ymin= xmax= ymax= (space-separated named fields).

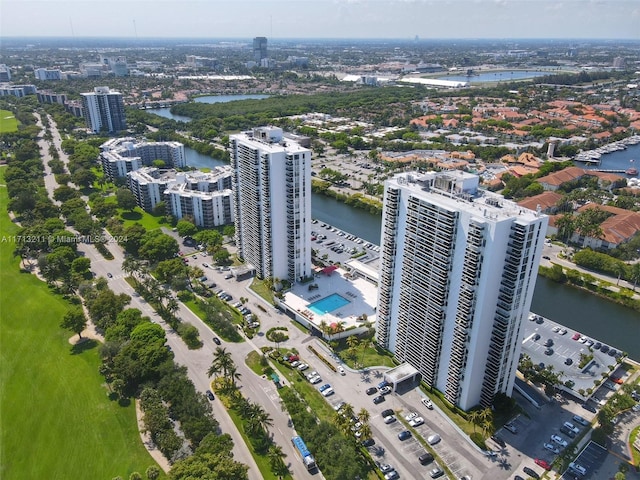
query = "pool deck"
xmin=283 ymin=266 xmax=378 ymax=331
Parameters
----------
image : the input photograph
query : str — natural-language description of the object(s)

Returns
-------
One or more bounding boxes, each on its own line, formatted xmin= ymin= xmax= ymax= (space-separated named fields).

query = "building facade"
xmin=81 ymin=86 xmax=127 ymax=133
xmin=127 ymin=166 xmax=234 ymax=228
xmin=253 ymin=37 xmax=268 ymax=63
xmin=376 ymin=171 xmax=547 ymax=410
xmin=100 ymin=137 xmax=186 ymax=180
xmin=34 ymin=68 xmax=63 ymax=81
xmin=231 ymin=126 xmax=312 ymax=282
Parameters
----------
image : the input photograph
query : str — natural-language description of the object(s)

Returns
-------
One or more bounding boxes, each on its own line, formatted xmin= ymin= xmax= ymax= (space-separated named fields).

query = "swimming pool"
xmin=308 ymin=294 xmax=350 ymax=315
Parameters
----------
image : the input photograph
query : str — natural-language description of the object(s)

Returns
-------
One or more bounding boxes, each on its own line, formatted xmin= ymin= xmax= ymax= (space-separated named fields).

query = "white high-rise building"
xmin=377 ymin=171 xmax=548 ymax=410
xmin=81 ymin=86 xmax=127 ymax=133
xmin=231 ymin=126 xmax=312 ymax=282
xmin=100 ymin=137 xmax=186 ymax=180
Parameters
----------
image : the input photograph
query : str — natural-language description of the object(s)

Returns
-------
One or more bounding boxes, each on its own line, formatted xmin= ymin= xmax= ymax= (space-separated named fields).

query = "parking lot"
xmin=521 ymin=314 xmax=620 ymax=395
xmin=310 ymin=219 xmax=380 ymax=267
xmin=559 ymin=441 xmax=608 ymax=480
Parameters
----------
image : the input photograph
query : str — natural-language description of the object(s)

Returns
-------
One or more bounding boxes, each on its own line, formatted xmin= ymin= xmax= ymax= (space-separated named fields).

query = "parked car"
xmin=559 ymin=425 xmax=576 ymax=438
xmin=421 ymin=397 xmax=434 ymax=409
xmin=362 ymin=438 xmax=375 ymax=447
xmin=543 ymin=442 xmax=560 ymax=454
xmin=366 ymin=387 xmax=378 ymax=395
xmin=322 ymin=388 xmax=335 ymax=397
xmin=569 ymin=462 xmax=587 ymax=476
xmin=418 ymin=452 xmax=434 ymax=465
xmin=309 ymin=376 xmax=322 ymax=385
xmin=582 ymin=403 xmax=597 ymax=413
xmin=384 ymin=415 xmax=397 ymax=424
xmin=565 ymin=358 xmax=573 ymax=366
xmin=297 ymin=363 xmax=309 ymax=371
xmin=405 ymin=411 xmax=418 ymax=421
xmin=379 ymin=464 xmax=394 ymax=473
xmin=523 ymin=466 xmax=540 ymax=479
xmin=409 ymin=416 xmax=424 ymax=427
xmin=318 ymin=383 xmax=331 ymax=392
xmin=398 ymin=430 xmax=412 ymax=441
xmin=572 ymin=415 xmax=589 ymax=426
xmin=379 ymin=385 xmax=392 ymax=395
xmin=427 ymin=434 xmax=441 ymax=445
xmin=429 ymin=466 xmax=444 ymax=478
xmin=384 ymin=471 xmax=399 ymax=480
xmin=572 ymin=332 xmax=581 ymax=340
xmin=381 ymin=408 xmax=394 ymax=418
xmin=333 ymin=401 xmax=346 ymax=411
xmin=373 ymin=395 xmax=385 ymax=404
xmin=212 ymin=337 xmax=221 ymax=345
xmin=550 ymin=434 xmax=568 ymax=447
xmin=563 ymin=421 xmax=580 ymax=434
xmin=535 ymin=458 xmax=551 ymax=470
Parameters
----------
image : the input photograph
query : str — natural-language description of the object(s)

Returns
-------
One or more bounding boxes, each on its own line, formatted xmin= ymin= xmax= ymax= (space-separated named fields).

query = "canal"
xmin=157 ymin=101 xmax=640 ymax=361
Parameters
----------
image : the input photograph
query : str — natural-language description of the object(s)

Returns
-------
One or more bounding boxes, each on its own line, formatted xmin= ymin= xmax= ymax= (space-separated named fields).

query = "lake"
xmin=148 ymin=94 xmax=270 ymax=122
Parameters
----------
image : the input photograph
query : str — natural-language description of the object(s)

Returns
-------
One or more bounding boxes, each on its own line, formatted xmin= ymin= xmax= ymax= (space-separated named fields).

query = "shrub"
xmin=470 ymin=432 xmax=487 ymax=450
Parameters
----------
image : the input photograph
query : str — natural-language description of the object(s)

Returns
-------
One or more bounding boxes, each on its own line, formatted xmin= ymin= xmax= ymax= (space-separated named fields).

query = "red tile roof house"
xmin=517 ymin=191 xmax=564 ymax=214
xmin=571 ymin=204 xmax=640 ymax=250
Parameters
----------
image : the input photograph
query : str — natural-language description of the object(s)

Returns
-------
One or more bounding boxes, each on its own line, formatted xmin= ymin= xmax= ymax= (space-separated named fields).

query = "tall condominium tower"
xmin=253 ymin=37 xmax=268 ymax=63
xmin=81 ymin=86 xmax=127 ymax=133
xmin=377 ymin=171 xmax=548 ymax=410
xmin=230 ymin=126 xmax=312 ymax=282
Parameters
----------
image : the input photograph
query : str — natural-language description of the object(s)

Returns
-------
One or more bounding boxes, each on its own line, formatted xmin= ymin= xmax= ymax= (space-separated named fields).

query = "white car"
xmin=322 ymin=387 xmax=334 ymax=397
xmin=569 ymin=462 xmax=587 ymax=476
xmin=421 ymin=397 xmax=434 ymax=409
xmin=409 ymin=416 xmax=424 ymax=427
xmin=550 ymin=434 xmax=568 ymax=447
xmin=306 ymin=371 xmax=318 ymax=379
xmin=384 ymin=415 xmax=397 ymax=424
xmin=544 ymin=442 xmax=560 ymax=454
xmin=405 ymin=412 xmax=418 ymax=421
xmin=579 ymin=336 xmax=588 ymax=343
xmin=552 ymin=326 xmax=561 ymax=333
xmin=338 ymin=366 xmax=346 ymax=375
xmin=427 ymin=434 xmax=441 ymax=445
xmin=309 ymin=376 xmax=322 ymax=384
xmin=297 ymin=363 xmax=309 ymax=371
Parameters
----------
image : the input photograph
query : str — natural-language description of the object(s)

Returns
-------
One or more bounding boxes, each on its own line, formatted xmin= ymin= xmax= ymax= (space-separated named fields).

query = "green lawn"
xmin=119 ymin=206 xmax=168 ymax=231
xmin=0 ymin=109 xmax=18 ymax=133
xmin=0 ymin=167 xmax=164 ymax=480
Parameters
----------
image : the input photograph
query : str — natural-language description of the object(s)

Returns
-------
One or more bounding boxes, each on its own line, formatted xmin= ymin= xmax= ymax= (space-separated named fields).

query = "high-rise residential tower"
xmin=81 ymin=86 xmax=127 ymax=133
xmin=230 ymin=126 xmax=312 ymax=283
xmin=377 ymin=171 xmax=547 ymax=410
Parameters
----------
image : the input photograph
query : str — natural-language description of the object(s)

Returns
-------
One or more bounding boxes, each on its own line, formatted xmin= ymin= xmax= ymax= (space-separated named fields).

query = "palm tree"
xmin=341 ymin=403 xmax=355 ymax=422
xmin=468 ymin=410 xmax=482 ymax=433
xmin=226 ymin=364 xmax=242 ymax=389
xmin=267 ymin=444 xmax=289 ymax=478
xmin=346 ymin=335 xmax=360 ymax=350
xmin=358 ymin=423 xmax=373 ymax=443
xmin=208 ymin=347 xmax=234 ymax=378
xmin=357 ymin=407 xmax=370 ymax=425
xmin=166 ymin=298 xmax=179 ymax=317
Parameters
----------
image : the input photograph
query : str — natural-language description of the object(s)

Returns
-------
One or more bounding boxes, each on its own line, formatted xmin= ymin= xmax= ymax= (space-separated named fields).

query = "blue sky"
xmin=2 ymin=0 xmax=639 ymax=39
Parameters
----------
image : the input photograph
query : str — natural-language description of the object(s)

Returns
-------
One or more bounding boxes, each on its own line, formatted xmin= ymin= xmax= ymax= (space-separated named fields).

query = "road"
xmin=34 ymin=115 xmax=265 ymax=480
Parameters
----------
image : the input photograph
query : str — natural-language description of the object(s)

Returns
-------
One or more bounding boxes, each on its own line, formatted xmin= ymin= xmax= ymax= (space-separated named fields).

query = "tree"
xmin=145 ymin=466 xmax=160 ymax=480
xmin=116 ymin=188 xmax=137 ymax=211
xmin=176 ymin=219 xmax=198 ymax=237
xmin=60 ymin=307 xmax=87 ymax=340
xmin=555 ymin=213 xmax=575 ymax=243
xmin=71 ymin=257 xmax=91 ymax=277
xmin=208 ymin=347 xmax=234 ymax=378
xmin=138 ymin=231 xmax=179 ymax=263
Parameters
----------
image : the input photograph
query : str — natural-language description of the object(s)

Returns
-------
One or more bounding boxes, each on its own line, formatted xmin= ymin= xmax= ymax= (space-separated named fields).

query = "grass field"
xmin=0 ymin=167 xmax=165 ymax=480
xmin=0 ymin=110 xmax=18 ymax=133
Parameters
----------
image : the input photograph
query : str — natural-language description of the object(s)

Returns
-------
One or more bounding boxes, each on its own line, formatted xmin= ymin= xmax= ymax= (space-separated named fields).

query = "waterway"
xmin=441 ymin=69 xmax=556 ymax=84
xmin=576 ymin=142 xmax=640 ymax=178
xmin=160 ymin=98 xmax=639 ymax=360
xmin=530 ymin=276 xmax=639 ymax=361
xmin=148 ymin=94 xmax=270 ymax=123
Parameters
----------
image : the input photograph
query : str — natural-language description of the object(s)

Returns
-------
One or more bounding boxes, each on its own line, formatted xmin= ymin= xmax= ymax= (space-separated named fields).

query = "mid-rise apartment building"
xmin=34 ymin=68 xmax=63 ymax=81
xmin=376 ymin=171 xmax=547 ymax=410
xmin=230 ymin=126 xmax=312 ymax=282
xmin=100 ymin=137 xmax=186 ymax=180
xmin=81 ymin=86 xmax=127 ymax=133
xmin=127 ymin=166 xmax=234 ymax=228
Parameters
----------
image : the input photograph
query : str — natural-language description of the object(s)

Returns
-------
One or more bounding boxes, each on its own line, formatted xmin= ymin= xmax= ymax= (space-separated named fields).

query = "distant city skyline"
xmin=2 ymin=0 xmax=639 ymax=40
